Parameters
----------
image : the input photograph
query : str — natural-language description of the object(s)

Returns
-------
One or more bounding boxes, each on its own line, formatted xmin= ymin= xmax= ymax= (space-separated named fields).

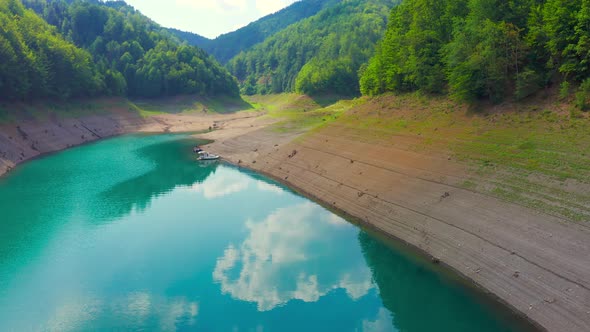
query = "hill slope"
xmin=172 ymin=0 xmax=341 ymax=64
xmin=0 ymin=0 xmax=105 ymax=100
xmin=167 ymin=28 xmax=211 ymax=48
xmin=21 ymin=0 xmax=238 ymax=98
xmin=226 ymin=0 xmax=399 ymax=96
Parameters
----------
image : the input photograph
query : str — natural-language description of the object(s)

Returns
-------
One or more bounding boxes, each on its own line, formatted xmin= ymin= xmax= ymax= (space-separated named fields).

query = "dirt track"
xmin=201 ymin=120 xmax=590 ymax=332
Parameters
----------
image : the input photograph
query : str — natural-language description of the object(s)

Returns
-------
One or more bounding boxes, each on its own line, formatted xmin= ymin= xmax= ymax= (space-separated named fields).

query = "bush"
xmin=559 ymin=81 xmax=570 ymax=100
xmin=515 ymin=69 xmax=543 ymax=101
xmin=575 ymin=79 xmax=590 ymax=111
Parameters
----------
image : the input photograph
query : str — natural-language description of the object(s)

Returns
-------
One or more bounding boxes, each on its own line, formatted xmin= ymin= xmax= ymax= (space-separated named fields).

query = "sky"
xmin=120 ymin=0 xmax=300 ymax=39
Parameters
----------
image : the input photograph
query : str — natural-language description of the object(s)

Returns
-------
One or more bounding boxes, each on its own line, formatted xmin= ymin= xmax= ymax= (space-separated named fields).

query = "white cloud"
xmin=189 ymin=168 xmax=250 ymax=199
xmin=176 ymin=0 xmax=248 ymax=13
xmin=362 ymin=308 xmax=398 ymax=332
xmin=326 ymin=213 xmax=348 ymax=227
xmin=213 ymin=202 xmax=374 ymax=311
xmin=256 ymin=181 xmax=285 ymax=195
xmin=45 ymin=293 xmax=199 ymax=332
xmin=46 ymin=297 xmax=102 ymax=332
xmin=255 ymin=0 xmax=298 ymax=16
xmin=175 ymin=0 xmax=298 ymax=16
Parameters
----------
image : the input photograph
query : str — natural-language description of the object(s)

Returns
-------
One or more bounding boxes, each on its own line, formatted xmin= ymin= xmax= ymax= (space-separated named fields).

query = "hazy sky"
xmin=121 ymin=0 xmax=300 ymax=39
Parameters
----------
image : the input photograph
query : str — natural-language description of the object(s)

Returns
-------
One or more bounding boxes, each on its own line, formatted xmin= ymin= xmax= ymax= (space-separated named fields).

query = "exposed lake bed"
xmin=0 ymin=133 xmax=529 ymax=331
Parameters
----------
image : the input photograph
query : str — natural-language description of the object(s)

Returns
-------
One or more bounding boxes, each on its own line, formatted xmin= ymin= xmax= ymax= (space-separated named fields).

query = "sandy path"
xmin=201 ymin=121 xmax=590 ymax=332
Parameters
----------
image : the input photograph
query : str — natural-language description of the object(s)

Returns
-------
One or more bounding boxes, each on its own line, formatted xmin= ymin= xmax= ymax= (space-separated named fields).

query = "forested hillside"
xmin=194 ymin=0 xmax=342 ymax=64
xmin=361 ymin=0 xmax=590 ymax=107
xmin=167 ymin=28 xmax=211 ymax=49
xmin=16 ymin=0 xmax=238 ymax=99
xmin=0 ymin=0 xmax=105 ymax=100
xmin=227 ymin=0 xmax=399 ymax=96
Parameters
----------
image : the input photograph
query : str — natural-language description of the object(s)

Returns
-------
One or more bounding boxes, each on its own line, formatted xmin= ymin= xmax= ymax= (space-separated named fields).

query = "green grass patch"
xmin=264 ymin=95 xmax=359 ymax=133
xmin=131 ymin=95 xmax=254 ymax=117
xmin=327 ymin=93 xmax=590 ymax=219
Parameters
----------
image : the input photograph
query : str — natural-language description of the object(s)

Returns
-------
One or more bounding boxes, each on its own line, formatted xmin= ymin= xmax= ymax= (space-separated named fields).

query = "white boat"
xmin=197 ymin=151 xmax=220 ymax=161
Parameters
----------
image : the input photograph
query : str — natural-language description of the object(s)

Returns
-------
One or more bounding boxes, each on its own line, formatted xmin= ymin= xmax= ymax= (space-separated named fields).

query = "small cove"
xmin=0 ymin=133 xmax=529 ymax=331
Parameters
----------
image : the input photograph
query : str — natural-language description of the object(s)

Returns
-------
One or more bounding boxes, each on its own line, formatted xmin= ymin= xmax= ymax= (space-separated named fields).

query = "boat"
xmin=197 ymin=151 xmax=220 ymax=161
xmin=193 ymin=146 xmax=203 ymax=153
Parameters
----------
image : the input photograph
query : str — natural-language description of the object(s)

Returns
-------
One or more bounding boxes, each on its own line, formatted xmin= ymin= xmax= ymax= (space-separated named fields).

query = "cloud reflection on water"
xmin=361 ymin=308 xmax=398 ymax=332
xmin=45 ymin=293 xmax=199 ymax=332
xmin=190 ymin=167 xmax=250 ymax=199
xmin=213 ymin=202 xmax=374 ymax=311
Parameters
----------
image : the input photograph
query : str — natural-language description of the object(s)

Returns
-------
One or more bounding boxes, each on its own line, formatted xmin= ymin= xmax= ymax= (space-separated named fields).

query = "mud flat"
xmin=200 ymin=117 xmax=590 ymax=332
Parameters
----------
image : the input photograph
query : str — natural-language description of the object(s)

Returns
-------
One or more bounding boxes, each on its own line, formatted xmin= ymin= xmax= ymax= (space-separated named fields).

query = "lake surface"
xmin=0 ymin=134 xmax=525 ymax=331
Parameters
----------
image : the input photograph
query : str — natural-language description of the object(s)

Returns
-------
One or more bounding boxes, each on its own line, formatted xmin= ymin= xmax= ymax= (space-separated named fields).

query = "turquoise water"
xmin=0 ymin=134 xmax=525 ymax=331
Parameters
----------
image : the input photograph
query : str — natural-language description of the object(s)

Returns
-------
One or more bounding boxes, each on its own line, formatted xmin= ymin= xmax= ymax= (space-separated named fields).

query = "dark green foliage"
xmin=177 ymin=0 xmax=341 ymax=64
xmin=18 ymin=0 xmax=238 ymax=99
xmin=360 ymin=0 xmax=467 ymax=96
xmin=227 ymin=0 xmax=399 ymax=96
xmin=575 ymin=78 xmax=590 ymax=110
xmin=445 ymin=16 xmax=524 ymax=102
xmin=361 ymin=0 xmax=590 ymax=103
xmin=560 ymin=81 xmax=571 ymax=100
xmin=0 ymin=0 xmax=103 ymax=100
xmin=168 ymin=28 xmax=211 ymax=49
xmin=295 ymin=58 xmax=359 ymax=95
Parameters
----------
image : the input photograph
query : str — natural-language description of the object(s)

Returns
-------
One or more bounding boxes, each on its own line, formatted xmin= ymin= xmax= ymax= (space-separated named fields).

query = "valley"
xmin=1 ymin=0 xmax=590 ymax=331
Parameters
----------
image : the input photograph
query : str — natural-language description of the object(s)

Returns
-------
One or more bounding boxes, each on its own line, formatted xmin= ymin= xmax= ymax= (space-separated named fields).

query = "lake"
xmin=0 ymin=134 xmax=525 ymax=331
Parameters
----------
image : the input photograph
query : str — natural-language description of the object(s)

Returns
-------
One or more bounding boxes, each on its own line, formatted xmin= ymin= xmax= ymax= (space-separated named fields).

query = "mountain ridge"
xmin=227 ymin=0 xmax=400 ymax=95
xmin=170 ymin=0 xmax=342 ymax=64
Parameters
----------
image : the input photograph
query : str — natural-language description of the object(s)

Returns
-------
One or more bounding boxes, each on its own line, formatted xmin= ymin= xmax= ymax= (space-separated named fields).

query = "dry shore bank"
xmin=200 ymin=107 xmax=590 ymax=332
xmin=0 ymin=100 xmax=261 ymax=177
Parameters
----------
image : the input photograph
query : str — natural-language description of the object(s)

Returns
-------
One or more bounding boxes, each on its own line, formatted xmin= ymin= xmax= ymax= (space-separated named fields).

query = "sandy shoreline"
xmin=0 ymin=108 xmax=262 ymax=177
xmin=1 ymin=108 xmax=589 ymax=331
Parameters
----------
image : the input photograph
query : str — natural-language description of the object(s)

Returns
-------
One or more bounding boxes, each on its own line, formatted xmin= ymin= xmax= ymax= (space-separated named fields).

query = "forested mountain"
xmin=176 ymin=0 xmax=342 ymax=65
xmin=0 ymin=0 xmax=105 ymax=100
xmin=15 ymin=0 xmax=238 ymax=99
xmin=227 ymin=0 xmax=399 ymax=96
xmin=167 ymin=28 xmax=210 ymax=49
xmin=361 ymin=0 xmax=590 ymax=106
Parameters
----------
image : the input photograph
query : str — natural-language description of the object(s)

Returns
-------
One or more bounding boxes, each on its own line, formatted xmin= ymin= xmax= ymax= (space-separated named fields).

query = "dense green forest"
xmin=361 ymin=0 xmax=590 ymax=107
xmin=1 ymin=0 xmax=238 ymax=101
xmin=167 ymin=28 xmax=211 ymax=50
xmin=5 ymin=0 xmax=588 ymax=105
xmin=187 ymin=0 xmax=342 ymax=64
xmin=0 ymin=0 xmax=105 ymax=100
xmin=226 ymin=0 xmax=399 ymax=96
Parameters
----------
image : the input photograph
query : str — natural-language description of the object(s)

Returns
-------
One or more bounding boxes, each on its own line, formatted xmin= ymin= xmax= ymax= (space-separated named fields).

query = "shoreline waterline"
xmin=224 ymin=161 xmax=542 ymax=332
xmin=2 ymin=109 xmax=586 ymax=330
xmin=0 ymin=133 xmax=531 ymax=331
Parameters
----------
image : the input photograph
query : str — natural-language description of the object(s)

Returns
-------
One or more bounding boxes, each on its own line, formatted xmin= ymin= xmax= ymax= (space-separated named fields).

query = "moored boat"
xmin=197 ymin=151 xmax=220 ymax=161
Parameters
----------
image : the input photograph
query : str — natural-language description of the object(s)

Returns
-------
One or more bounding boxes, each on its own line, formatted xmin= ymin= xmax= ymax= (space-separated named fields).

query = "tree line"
xmin=360 ymin=0 xmax=590 ymax=107
xmin=0 ymin=0 xmax=238 ymax=101
xmin=197 ymin=0 xmax=341 ymax=64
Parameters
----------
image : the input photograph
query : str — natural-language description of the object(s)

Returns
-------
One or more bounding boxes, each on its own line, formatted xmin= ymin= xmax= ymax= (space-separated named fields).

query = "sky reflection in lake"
xmin=0 ymin=134 xmax=521 ymax=331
